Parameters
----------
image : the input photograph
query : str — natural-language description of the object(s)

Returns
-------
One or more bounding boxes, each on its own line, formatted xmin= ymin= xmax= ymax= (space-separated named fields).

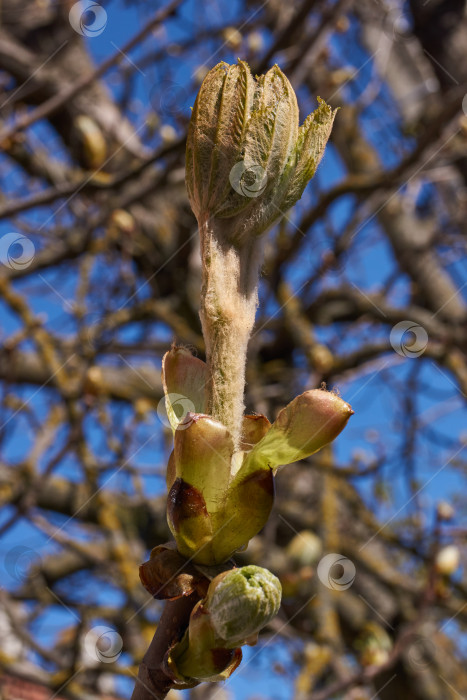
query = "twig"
xmin=0 ymin=0 xmax=183 ymax=146
xmin=131 ymin=593 xmax=199 ymax=700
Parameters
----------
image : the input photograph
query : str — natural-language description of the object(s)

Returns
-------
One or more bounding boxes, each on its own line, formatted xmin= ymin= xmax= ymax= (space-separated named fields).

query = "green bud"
xmin=166 ymin=411 xmax=234 ymax=564
xmin=239 ymin=413 xmax=271 ymax=449
xmin=238 ymin=389 xmax=354 ymax=478
xmin=167 ymin=600 xmax=242 ymax=683
xmin=172 ymin=413 xmax=233 ymax=512
xmin=167 ymin=566 xmax=281 ymax=683
xmin=206 ymin=565 xmax=282 ymax=645
xmin=186 ymin=60 xmax=337 ymax=244
xmin=166 ymin=412 xmax=274 ymax=565
xmin=162 ymin=347 xmax=208 ymax=432
xmin=163 ymin=351 xmax=352 ymax=566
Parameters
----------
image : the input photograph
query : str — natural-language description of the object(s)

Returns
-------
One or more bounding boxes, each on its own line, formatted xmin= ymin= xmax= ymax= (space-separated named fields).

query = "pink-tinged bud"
xmin=239 ymin=414 xmax=271 ymax=450
xmin=240 ymin=389 xmax=353 ymax=475
xmin=162 ymin=348 xmax=208 ymax=431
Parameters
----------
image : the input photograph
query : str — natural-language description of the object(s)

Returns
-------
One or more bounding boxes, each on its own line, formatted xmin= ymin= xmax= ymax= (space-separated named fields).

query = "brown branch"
xmin=131 ymin=593 xmax=199 ymax=700
xmin=255 ymin=0 xmax=319 ymax=74
xmin=0 ymin=137 xmax=183 ymax=220
xmin=0 ymin=0 xmax=183 ymax=146
xmin=276 ymin=81 xmax=467 ymax=273
xmin=311 ymin=552 xmax=440 ymax=700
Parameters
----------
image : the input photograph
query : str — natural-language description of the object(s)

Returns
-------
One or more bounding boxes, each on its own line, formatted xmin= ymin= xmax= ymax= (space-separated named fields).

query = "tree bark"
xmin=131 ymin=593 xmax=199 ymax=700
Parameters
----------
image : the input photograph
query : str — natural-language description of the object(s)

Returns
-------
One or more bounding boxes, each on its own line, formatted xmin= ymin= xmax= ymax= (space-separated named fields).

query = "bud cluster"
xmin=163 ymin=347 xmax=353 ymax=565
xmin=186 ymin=61 xmax=337 ymax=446
xmin=167 ymin=566 xmax=282 ymax=683
xmin=186 ymin=60 xmax=337 ymax=244
xmin=139 ymin=60 xmax=348 ymax=691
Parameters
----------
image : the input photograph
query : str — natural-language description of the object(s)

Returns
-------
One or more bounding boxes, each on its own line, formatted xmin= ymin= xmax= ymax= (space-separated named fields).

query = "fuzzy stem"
xmin=199 ymin=217 xmax=262 ymax=447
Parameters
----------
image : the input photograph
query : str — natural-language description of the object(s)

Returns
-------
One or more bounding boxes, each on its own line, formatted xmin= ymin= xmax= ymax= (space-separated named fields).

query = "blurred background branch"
xmin=0 ymin=0 xmax=466 ymax=699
